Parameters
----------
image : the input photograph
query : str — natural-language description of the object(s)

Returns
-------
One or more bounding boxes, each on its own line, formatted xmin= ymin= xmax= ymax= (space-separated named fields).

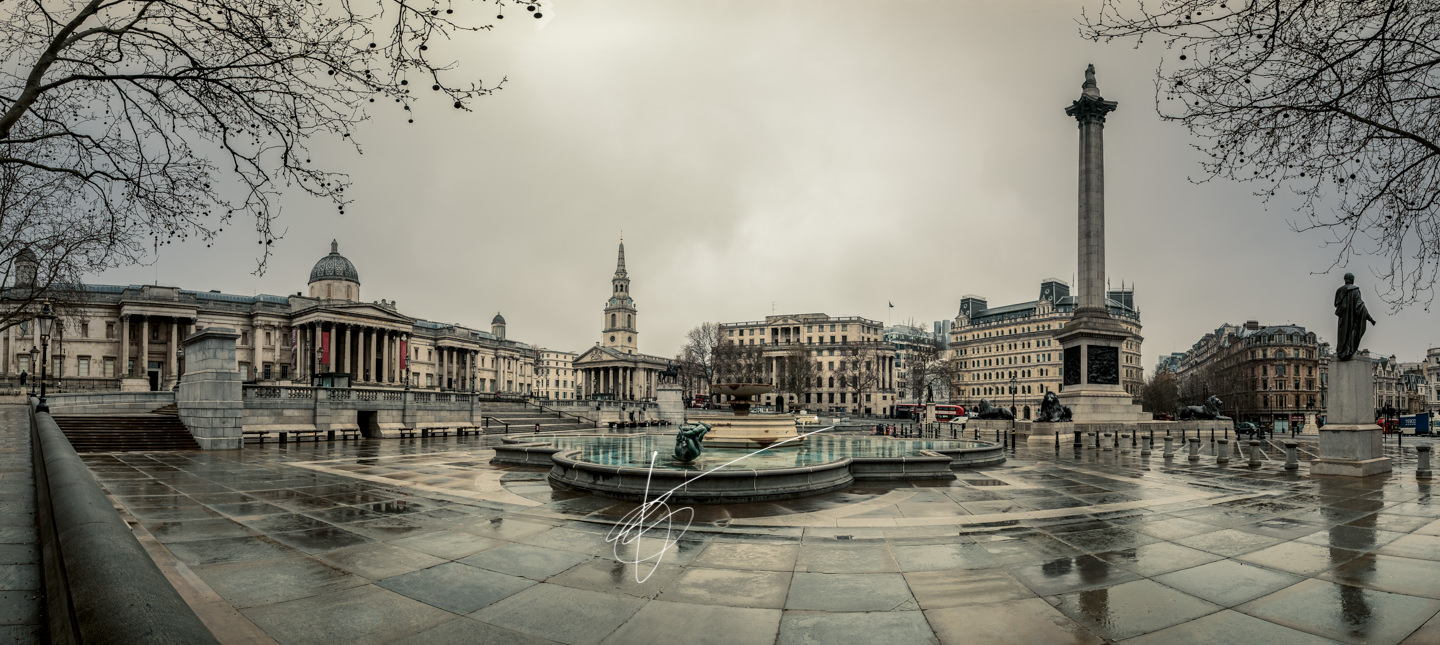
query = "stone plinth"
xmin=1025 ymin=421 xmax=1069 ymax=445
xmin=656 ymin=385 xmax=686 ymax=425
xmin=177 ymin=328 xmax=243 ymax=450
xmin=1312 ymin=359 xmax=1390 ymax=477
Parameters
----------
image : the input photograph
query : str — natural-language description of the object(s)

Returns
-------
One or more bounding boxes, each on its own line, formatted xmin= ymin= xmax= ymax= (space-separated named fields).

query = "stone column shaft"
xmin=139 ymin=316 xmax=149 ymax=377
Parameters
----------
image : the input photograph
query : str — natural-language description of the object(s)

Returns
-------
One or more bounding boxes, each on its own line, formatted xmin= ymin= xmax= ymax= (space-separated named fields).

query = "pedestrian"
xmin=533 ymin=423 xmax=540 ymax=434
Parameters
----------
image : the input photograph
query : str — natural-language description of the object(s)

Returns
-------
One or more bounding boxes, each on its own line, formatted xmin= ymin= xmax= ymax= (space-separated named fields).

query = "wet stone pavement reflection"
xmin=77 ymin=433 xmax=1440 ymax=644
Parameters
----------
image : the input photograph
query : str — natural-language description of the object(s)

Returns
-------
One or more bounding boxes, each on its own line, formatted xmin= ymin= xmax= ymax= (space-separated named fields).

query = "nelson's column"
xmin=1055 ymin=65 xmax=1149 ymax=423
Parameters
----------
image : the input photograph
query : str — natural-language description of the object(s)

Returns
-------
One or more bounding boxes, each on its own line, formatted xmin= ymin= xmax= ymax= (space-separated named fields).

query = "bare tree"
xmin=0 ymin=0 xmax=531 ymax=298
xmin=774 ymin=344 xmax=818 ymax=412
xmin=1140 ymin=369 xmax=1180 ymax=413
xmin=838 ymin=340 xmax=890 ymax=415
xmin=712 ymin=339 xmax=766 ymax=386
xmin=678 ymin=322 xmax=721 ymax=395
xmin=902 ymin=336 xmax=948 ymax=404
xmin=1083 ymin=1 xmax=1440 ymax=307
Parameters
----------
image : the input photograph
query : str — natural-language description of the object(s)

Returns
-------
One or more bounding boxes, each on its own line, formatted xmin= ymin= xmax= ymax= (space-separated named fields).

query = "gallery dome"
xmin=308 ymin=240 xmax=359 ymax=285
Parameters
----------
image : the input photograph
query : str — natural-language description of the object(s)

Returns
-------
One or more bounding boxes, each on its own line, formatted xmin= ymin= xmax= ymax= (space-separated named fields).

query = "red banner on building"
xmin=400 ymin=339 xmax=408 ymax=370
xmin=320 ymin=331 xmax=330 ymax=368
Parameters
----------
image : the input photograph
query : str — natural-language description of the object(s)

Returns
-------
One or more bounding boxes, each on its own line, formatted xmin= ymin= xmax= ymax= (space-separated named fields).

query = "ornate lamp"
xmin=27 ymin=346 xmax=38 ymax=396
xmin=36 ymin=301 xmax=54 ymax=412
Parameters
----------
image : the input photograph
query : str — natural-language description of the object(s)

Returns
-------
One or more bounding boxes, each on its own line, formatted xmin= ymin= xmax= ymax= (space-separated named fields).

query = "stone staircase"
xmin=481 ymin=402 xmax=595 ymax=434
xmin=50 ymin=413 xmax=200 ymax=452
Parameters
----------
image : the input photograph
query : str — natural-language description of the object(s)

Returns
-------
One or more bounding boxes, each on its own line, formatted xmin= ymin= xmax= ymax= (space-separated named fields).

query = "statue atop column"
xmin=1334 ymin=273 xmax=1377 ymax=361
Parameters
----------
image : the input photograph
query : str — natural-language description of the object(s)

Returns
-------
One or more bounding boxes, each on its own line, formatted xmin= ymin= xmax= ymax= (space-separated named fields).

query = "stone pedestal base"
xmin=656 ymin=385 xmax=686 ymax=426
xmin=1311 ymin=423 xmax=1391 ymax=477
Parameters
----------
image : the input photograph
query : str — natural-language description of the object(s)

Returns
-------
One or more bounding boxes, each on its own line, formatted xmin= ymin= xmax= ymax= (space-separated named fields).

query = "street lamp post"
xmin=36 ymin=302 xmax=55 ymax=413
xmin=1009 ymin=374 xmax=1018 ymax=432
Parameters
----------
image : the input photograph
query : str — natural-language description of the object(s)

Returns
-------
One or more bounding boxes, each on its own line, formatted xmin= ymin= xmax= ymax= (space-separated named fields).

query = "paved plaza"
xmin=62 ymin=428 xmax=1440 ymax=644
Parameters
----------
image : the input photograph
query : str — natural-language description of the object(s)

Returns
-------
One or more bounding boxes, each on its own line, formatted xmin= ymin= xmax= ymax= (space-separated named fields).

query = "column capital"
xmin=1066 ymin=95 xmax=1117 ymax=126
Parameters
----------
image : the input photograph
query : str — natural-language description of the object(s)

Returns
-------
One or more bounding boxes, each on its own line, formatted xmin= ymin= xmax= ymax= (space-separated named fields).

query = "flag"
xmin=320 ymin=331 xmax=330 ymax=367
xmin=400 ymin=339 xmax=408 ymax=370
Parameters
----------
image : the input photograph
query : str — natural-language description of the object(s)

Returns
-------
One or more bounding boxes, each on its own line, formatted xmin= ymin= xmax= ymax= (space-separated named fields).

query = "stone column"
xmin=368 ymin=328 xmax=377 ymax=383
xmin=119 ymin=314 xmax=130 ymax=376
xmin=167 ymin=318 xmax=178 ymax=385
xmin=326 ymin=324 xmax=336 ymax=373
xmin=139 ymin=315 xmax=149 ymax=378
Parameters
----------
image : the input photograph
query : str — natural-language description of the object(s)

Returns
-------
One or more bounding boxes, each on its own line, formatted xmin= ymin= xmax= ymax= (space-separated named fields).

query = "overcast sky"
xmin=91 ymin=0 xmax=1440 ymax=369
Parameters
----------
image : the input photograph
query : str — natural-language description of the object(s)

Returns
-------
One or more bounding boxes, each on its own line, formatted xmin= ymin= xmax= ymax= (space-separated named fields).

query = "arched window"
xmin=346 ymin=286 xmax=351 ymax=299
xmin=816 ymin=376 xmax=823 ymax=388
xmin=326 ymin=285 xmax=332 ymax=299
xmin=610 ymin=314 xmax=616 ymax=328
xmin=828 ymin=376 xmax=835 ymax=388
xmin=1023 ymin=406 xmax=1031 ymax=420
xmin=627 ymin=314 xmax=632 ymax=327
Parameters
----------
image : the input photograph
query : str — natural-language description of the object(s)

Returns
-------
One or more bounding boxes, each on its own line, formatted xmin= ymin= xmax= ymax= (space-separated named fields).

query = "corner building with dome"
xmin=0 ymin=240 xmax=538 ymax=394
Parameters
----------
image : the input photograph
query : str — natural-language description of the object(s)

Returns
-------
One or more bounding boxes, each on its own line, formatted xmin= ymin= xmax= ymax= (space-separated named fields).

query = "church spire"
xmin=615 ymin=237 xmax=627 ymax=277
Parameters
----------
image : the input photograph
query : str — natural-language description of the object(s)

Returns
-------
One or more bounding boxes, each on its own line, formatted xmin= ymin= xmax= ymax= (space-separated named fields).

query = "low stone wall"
xmin=42 ymin=391 xmax=175 ymax=415
xmin=30 ymin=406 xmax=217 ymax=643
xmin=491 ymin=442 xmax=566 ymax=467
xmin=850 ymin=452 xmax=956 ymax=480
xmin=547 ymin=449 xmax=857 ymax=504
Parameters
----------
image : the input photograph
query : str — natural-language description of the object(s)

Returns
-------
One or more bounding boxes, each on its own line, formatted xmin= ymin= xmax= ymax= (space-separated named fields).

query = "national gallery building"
xmin=1 ymin=241 xmax=538 ymax=394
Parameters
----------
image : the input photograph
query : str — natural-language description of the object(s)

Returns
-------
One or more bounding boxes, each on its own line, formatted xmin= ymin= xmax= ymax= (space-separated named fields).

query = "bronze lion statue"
xmin=971 ymin=398 xmax=1015 ymax=421
xmin=1035 ymin=391 xmax=1073 ymax=423
xmin=1178 ymin=395 xmax=1229 ymax=421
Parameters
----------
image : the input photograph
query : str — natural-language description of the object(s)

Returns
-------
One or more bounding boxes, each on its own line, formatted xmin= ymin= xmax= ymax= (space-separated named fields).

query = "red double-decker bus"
xmin=928 ymin=404 xmax=967 ymax=422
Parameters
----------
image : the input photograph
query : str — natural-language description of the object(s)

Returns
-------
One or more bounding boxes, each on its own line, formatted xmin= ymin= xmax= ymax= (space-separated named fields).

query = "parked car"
xmin=1234 ymin=422 xmax=1259 ymax=437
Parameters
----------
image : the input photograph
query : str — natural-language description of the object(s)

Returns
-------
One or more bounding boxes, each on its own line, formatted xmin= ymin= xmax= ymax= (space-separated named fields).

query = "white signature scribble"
xmin=603 ymin=425 xmax=836 ymax=583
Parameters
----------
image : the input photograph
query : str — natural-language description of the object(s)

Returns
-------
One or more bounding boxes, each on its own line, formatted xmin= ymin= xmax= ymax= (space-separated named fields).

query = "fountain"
xmin=490 ymin=383 xmax=1006 ymax=503
xmin=688 ymin=383 xmax=807 ymax=449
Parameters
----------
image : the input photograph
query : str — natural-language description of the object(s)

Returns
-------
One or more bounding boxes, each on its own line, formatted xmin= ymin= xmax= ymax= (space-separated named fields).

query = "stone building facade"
xmin=536 ymin=349 xmax=577 ymax=400
xmin=715 ymin=313 xmax=898 ymax=416
xmin=573 ymin=240 xmax=672 ymax=401
xmin=1 ymin=240 xmax=538 ymax=395
xmin=947 ymin=279 xmax=1143 ymax=420
xmin=1175 ymin=321 xmax=1322 ymax=431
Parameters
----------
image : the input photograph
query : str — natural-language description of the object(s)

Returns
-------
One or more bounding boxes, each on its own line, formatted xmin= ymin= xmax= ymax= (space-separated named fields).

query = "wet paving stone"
xmin=1096 ymin=541 xmax=1223 ymax=577
xmin=903 ymin=568 xmax=1034 ymax=609
xmin=1377 ymin=534 xmax=1440 ymax=561
xmin=1238 ymin=578 xmax=1440 ymax=644
xmin=657 ymin=567 xmax=792 ymax=609
xmin=1236 ymin=542 xmax=1364 ymax=576
xmin=242 ymin=584 xmax=455 ymax=645
xmin=1054 ymin=578 xmax=1222 ymax=641
xmin=470 ymin=583 xmax=646 ymax=645
xmin=548 ymin=558 xmax=684 ymax=597
xmin=165 ymin=535 xmax=295 ymax=566
xmin=1006 ymin=554 xmax=1142 ymax=596
xmin=779 ymin=610 xmax=936 ymax=645
xmin=786 ymin=572 xmax=915 ymax=611
xmin=890 ymin=542 xmax=998 ymax=571
xmin=925 ymin=597 xmax=1102 ymax=645
xmin=458 ymin=543 xmax=592 ymax=580
xmin=1120 ymin=608 xmax=1346 ymax=644
xmin=377 ymin=562 xmax=536 ymax=614
xmin=269 ymin=526 xmax=374 ymax=554
xmin=1174 ymin=528 xmax=1288 ymax=557
xmin=604 ymin=600 xmax=780 ymax=645
xmin=1153 ymin=559 xmax=1306 ymax=607
xmin=1322 ymin=553 xmax=1440 ymax=599
xmin=141 ymin=517 xmax=256 ymax=542
xmin=390 ymin=529 xmax=499 ymax=560
xmin=795 ymin=544 xmax=900 ymax=573
xmin=316 ymin=542 xmax=447 ymax=581
xmin=194 ymin=555 xmax=365 ymax=609
xmin=692 ymin=541 xmax=799 ymax=572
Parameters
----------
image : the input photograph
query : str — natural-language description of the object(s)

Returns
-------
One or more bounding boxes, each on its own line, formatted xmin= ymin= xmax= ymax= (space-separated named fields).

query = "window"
xmin=241 ymin=331 xmax=249 ymax=346
xmin=151 ymin=326 xmax=160 ymax=341
xmin=103 ymin=357 xmax=115 ymax=378
xmin=78 ymin=357 xmax=90 ymax=377
xmin=280 ymin=365 xmax=289 ymax=379
xmin=106 ymin=322 xmax=115 ymax=339
xmin=239 ymin=362 xmax=250 ymax=380
xmin=17 ymin=356 xmax=29 ymax=374
xmin=265 ymin=331 xmax=272 ymax=345
xmin=80 ymin=322 xmax=89 ymax=338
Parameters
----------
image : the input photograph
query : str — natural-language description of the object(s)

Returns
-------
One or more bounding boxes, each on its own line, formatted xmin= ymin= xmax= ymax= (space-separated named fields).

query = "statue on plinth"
xmin=673 ymin=422 xmax=710 ymax=463
xmin=971 ymin=399 xmax=1015 ymax=421
xmin=1334 ymin=273 xmax=1377 ymax=361
xmin=1035 ymin=391 xmax=1073 ymax=422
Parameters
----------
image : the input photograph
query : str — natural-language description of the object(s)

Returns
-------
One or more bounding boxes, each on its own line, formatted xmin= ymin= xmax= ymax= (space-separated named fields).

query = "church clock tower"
xmin=602 ymin=239 xmax=638 ymax=353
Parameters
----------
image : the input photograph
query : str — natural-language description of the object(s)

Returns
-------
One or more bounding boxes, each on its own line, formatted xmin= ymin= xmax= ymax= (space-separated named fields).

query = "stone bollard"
xmin=1163 ymin=436 xmax=1175 ymax=459
xmin=1417 ymin=445 xmax=1433 ymax=480
xmin=1141 ymin=435 xmax=1152 ymax=457
xmin=1284 ymin=441 xmax=1299 ymax=471
xmin=1188 ymin=437 xmax=1201 ymax=462
xmin=1102 ymin=433 xmax=1113 ymax=451
xmin=1248 ymin=440 xmax=1263 ymax=467
xmin=1121 ymin=434 xmax=1131 ymax=452
xmin=1216 ymin=439 xmax=1230 ymax=465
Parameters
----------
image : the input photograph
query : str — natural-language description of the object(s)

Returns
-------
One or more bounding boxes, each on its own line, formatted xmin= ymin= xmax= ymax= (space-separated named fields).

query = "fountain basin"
xmin=491 ymin=434 xmax=1005 ymax=503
